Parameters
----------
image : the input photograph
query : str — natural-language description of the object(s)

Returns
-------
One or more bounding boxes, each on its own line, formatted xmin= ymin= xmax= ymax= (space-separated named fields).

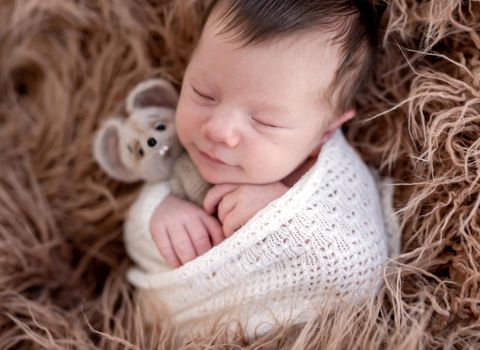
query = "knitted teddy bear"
xmin=93 ymin=78 xmax=211 ymax=206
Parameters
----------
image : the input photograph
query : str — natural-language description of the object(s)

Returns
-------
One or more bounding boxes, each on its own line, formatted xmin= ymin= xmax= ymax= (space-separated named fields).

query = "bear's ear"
xmin=93 ymin=117 xmax=140 ymax=182
xmin=126 ymin=79 xmax=178 ymax=113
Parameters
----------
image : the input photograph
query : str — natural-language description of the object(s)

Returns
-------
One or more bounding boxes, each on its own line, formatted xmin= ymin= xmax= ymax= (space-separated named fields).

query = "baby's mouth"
xmin=193 ymin=144 xmax=227 ymax=165
xmin=199 ymin=149 xmax=227 ymax=165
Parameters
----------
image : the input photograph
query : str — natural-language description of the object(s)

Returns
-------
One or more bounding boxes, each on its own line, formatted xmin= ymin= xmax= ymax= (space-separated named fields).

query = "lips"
xmin=197 ymin=147 xmax=227 ymax=165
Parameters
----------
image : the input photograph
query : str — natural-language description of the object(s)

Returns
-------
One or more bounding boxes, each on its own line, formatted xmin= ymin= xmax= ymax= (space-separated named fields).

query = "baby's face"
xmin=176 ymin=16 xmax=341 ymax=185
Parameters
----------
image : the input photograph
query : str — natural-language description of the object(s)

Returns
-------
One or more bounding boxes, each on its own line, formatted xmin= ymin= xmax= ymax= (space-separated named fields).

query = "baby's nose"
xmin=201 ymin=116 xmax=241 ymax=148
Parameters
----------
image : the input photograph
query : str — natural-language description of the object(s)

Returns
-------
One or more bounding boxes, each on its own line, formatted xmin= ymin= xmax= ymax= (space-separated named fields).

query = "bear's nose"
xmin=147 ymin=137 xmax=157 ymax=147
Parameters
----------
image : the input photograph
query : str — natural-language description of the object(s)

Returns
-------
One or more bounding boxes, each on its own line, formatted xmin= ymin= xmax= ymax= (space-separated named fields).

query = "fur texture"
xmin=0 ymin=0 xmax=479 ymax=348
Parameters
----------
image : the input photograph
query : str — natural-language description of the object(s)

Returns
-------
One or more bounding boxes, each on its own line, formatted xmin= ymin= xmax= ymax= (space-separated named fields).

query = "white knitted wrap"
xmin=124 ymin=130 xmax=396 ymax=338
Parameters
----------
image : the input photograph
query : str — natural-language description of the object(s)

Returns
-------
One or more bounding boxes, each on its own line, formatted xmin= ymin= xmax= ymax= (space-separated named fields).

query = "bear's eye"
xmin=139 ymin=147 xmax=144 ymax=157
xmin=127 ymin=145 xmax=133 ymax=153
xmin=155 ymin=123 xmax=166 ymax=131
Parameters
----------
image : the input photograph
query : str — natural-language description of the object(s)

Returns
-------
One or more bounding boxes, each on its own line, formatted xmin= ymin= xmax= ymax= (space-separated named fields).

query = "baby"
xmin=149 ymin=0 xmax=379 ymax=268
xmin=127 ymin=0 xmax=389 ymax=341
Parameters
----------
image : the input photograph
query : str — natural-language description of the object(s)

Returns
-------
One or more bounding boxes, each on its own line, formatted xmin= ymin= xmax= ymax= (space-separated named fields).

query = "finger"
xmin=151 ymin=226 xmax=181 ymax=268
xmin=222 ymin=209 xmax=243 ymax=237
xmin=222 ymin=208 xmax=248 ymax=237
xmin=170 ymin=222 xmax=197 ymax=265
xmin=217 ymin=193 xmax=236 ymax=223
xmin=203 ymin=184 xmax=238 ymax=214
xmin=201 ymin=214 xmax=225 ymax=246
xmin=184 ymin=219 xmax=212 ymax=257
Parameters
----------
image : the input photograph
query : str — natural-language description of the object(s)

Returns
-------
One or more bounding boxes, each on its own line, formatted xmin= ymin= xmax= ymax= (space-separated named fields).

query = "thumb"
xmin=203 ymin=184 xmax=238 ymax=214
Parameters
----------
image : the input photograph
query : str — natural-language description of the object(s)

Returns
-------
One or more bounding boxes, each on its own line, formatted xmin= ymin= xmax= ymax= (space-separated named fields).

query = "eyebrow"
xmin=189 ymin=68 xmax=293 ymax=119
xmin=189 ymin=66 xmax=217 ymax=86
xmin=254 ymin=100 xmax=293 ymax=120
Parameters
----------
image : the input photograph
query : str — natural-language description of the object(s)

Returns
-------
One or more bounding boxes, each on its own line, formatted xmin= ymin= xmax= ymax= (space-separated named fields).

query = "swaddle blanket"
xmin=125 ymin=129 xmax=395 ymax=338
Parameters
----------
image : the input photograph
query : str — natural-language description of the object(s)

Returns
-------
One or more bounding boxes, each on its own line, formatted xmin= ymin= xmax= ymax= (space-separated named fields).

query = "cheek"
xmin=250 ymin=138 xmax=306 ymax=175
xmin=177 ymin=93 xmax=206 ymax=123
xmin=175 ymin=99 xmax=196 ymax=143
xmin=243 ymin=142 xmax=290 ymax=173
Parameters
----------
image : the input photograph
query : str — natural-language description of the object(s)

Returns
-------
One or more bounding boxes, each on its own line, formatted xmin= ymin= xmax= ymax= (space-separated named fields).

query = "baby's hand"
xmin=203 ymin=182 xmax=289 ymax=237
xmin=150 ymin=194 xmax=225 ymax=268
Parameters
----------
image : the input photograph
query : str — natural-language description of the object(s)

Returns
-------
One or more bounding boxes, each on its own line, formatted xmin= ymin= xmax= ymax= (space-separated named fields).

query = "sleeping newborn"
xmin=124 ymin=0 xmax=391 ymax=342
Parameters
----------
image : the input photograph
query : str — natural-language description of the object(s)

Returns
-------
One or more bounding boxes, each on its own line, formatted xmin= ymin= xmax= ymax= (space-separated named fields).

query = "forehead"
xmin=189 ymin=15 xmax=341 ymax=112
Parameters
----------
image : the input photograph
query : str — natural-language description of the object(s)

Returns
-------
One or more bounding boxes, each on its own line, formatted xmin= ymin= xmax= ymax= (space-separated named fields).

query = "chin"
xmin=196 ymin=167 xmax=226 ymax=184
xmin=199 ymin=169 xmax=250 ymax=185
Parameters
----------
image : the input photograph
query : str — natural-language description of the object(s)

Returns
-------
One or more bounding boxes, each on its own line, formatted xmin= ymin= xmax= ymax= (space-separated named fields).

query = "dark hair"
xmin=203 ymin=0 xmax=381 ymax=115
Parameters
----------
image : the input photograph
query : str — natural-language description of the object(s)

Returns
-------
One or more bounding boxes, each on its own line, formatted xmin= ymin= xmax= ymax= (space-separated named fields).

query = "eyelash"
xmin=191 ymin=84 xmax=279 ymax=128
xmin=251 ymin=117 xmax=279 ymax=128
xmin=192 ymin=85 xmax=215 ymax=102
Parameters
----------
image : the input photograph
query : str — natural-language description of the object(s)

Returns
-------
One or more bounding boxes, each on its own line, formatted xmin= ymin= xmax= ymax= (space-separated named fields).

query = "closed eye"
xmin=251 ymin=117 xmax=279 ymax=128
xmin=191 ymin=85 xmax=215 ymax=102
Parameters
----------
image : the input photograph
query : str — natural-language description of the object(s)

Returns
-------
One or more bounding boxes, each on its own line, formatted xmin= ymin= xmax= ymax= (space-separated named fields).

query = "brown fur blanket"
xmin=0 ymin=0 xmax=479 ymax=348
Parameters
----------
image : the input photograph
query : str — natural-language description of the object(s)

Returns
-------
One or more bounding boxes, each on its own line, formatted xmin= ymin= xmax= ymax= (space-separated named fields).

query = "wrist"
xmin=277 ymin=181 xmax=290 ymax=192
xmin=256 ymin=182 xmax=289 ymax=197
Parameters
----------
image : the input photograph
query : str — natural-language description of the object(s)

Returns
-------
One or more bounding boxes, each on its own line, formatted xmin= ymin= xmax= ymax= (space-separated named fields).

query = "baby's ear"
xmin=317 ymin=110 xmax=356 ymax=147
xmin=93 ymin=117 xmax=140 ymax=182
xmin=126 ymin=78 xmax=178 ymax=113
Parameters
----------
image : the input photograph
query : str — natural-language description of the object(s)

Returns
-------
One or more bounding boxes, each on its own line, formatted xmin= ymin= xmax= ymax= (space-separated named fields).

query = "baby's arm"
xmin=203 ymin=182 xmax=289 ymax=236
xmin=150 ymin=194 xmax=225 ymax=268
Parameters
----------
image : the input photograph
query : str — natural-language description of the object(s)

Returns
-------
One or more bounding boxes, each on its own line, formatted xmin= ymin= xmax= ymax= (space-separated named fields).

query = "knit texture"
xmin=125 ymin=129 xmax=391 ymax=339
xmin=169 ymin=152 xmax=212 ymax=207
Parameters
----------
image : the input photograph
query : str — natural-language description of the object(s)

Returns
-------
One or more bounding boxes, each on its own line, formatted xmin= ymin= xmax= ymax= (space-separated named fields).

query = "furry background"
xmin=0 ymin=0 xmax=479 ymax=348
